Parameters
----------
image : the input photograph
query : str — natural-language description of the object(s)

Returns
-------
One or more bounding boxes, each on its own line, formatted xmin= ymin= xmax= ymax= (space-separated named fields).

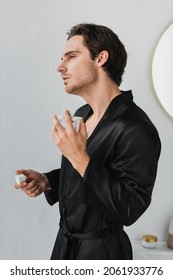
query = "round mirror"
xmin=152 ymin=22 xmax=173 ymax=119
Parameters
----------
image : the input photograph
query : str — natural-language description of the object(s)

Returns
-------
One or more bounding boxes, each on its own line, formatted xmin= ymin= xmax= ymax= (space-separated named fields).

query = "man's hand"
xmin=52 ymin=109 xmax=90 ymax=176
xmin=15 ymin=169 xmax=51 ymax=197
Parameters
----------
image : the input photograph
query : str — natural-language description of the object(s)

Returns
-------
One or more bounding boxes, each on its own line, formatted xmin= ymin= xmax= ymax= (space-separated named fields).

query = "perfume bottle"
xmin=167 ymin=219 xmax=173 ymax=249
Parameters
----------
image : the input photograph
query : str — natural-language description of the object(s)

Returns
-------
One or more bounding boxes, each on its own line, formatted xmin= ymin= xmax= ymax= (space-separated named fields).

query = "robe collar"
xmin=83 ymin=90 xmax=133 ymax=122
xmin=83 ymin=90 xmax=134 ymax=144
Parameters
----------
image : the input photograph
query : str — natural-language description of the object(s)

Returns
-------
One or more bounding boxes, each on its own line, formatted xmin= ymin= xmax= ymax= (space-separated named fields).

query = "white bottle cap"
xmin=15 ymin=174 xmax=26 ymax=184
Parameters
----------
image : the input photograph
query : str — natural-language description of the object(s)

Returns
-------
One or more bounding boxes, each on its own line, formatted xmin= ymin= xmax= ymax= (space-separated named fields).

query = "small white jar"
xmin=141 ymin=235 xmax=158 ymax=248
xmin=15 ymin=174 xmax=26 ymax=184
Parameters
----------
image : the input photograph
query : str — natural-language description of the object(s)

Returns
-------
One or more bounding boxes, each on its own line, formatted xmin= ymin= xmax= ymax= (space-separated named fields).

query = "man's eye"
xmin=69 ymin=55 xmax=76 ymax=59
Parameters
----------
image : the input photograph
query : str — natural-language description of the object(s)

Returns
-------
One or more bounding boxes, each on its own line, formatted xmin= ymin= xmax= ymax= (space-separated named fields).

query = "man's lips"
xmin=62 ymin=76 xmax=69 ymax=81
xmin=62 ymin=76 xmax=70 ymax=84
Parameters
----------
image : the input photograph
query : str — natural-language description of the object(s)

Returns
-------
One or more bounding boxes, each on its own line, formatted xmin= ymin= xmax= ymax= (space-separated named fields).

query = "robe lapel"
xmin=85 ymin=91 xmax=133 ymax=145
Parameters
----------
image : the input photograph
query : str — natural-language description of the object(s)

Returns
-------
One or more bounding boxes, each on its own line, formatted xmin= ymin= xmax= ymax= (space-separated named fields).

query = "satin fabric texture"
xmin=45 ymin=91 xmax=161 ymax=260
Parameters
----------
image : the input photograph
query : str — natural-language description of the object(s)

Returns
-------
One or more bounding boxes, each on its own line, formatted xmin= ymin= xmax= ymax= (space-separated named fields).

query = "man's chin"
xmin=65 ymin=88 xmax=78 ymax=95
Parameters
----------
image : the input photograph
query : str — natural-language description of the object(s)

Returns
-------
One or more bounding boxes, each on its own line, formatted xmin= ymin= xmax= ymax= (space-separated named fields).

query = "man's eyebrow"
xmin=61 ymin=51 xmax=79 ymax=60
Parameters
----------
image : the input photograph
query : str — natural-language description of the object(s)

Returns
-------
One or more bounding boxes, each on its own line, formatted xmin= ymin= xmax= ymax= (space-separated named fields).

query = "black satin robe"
xmin=44 ymin=91 xmax=161 ymax=260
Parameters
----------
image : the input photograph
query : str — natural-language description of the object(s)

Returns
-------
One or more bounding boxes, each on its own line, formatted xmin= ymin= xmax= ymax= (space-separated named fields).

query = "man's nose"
xmin=57 ymin=61 xmax=66 ymax=73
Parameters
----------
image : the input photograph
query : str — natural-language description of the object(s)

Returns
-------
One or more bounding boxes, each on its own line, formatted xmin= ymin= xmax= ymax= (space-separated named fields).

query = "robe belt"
xmin=60 ymin=223 xmax=123 ymax=240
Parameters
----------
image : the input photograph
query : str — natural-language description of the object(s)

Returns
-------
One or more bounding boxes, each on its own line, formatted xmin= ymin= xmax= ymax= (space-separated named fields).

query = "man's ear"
xmin=97 ymin=50 xmax=109 ymax=67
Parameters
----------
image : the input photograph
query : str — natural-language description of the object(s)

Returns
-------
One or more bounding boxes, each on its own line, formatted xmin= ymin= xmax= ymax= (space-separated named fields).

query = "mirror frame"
xmin=151 ymin=20 xmax=173 ymax=121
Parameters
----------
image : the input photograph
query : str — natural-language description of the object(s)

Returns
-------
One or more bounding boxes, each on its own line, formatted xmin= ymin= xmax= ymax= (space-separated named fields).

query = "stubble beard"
xmin=65 ymin=63 xmax=98 ymax=96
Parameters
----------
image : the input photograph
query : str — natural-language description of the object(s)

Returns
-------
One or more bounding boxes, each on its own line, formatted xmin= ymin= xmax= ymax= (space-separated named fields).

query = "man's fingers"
xmin=15 ymin=181 xmax=27 ymax=189
xmin=15 ymin=169 xmax=30 ymax=176
xmin=20 ymin=180 xmax=36 ymax=191
xmin=52 ymin=114 xmax=58 ymax=126
xmin=52 ymin=115 xmax=64 ymax=129
xmin=64 ymin=109 xmax=73 ymax=128
xmin=25 ymin=184 xmax=39 ymax=195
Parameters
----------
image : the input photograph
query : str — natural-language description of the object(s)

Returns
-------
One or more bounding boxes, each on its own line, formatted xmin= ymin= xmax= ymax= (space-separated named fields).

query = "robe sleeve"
xmin=44 ymin=169 xmax=60 ymax=205
xmin=78 ymin=122 xmax=161 ymax=226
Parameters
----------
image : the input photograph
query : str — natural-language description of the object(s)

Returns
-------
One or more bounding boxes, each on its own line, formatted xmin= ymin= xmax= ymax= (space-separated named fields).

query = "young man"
xmin=15 ymin=23 xmax=161 ymax=259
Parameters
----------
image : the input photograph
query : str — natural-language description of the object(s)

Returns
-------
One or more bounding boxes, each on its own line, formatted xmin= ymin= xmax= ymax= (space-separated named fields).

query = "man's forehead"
xmin=62 ymin=35 xmax=84 ymax=54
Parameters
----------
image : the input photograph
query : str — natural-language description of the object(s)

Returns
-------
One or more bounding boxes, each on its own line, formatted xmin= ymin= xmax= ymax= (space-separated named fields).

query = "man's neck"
xmin=81 ymin=80 xmax=121 ymax=120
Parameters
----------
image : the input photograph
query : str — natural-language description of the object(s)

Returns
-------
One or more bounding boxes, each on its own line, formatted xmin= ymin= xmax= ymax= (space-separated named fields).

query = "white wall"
xmin=0 ymin=0 xmax=173 ymax=259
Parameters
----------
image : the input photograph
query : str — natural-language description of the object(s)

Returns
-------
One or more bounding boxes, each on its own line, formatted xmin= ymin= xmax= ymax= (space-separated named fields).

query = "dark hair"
xmin=67 ymin=23 xmax=127 ymax=86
